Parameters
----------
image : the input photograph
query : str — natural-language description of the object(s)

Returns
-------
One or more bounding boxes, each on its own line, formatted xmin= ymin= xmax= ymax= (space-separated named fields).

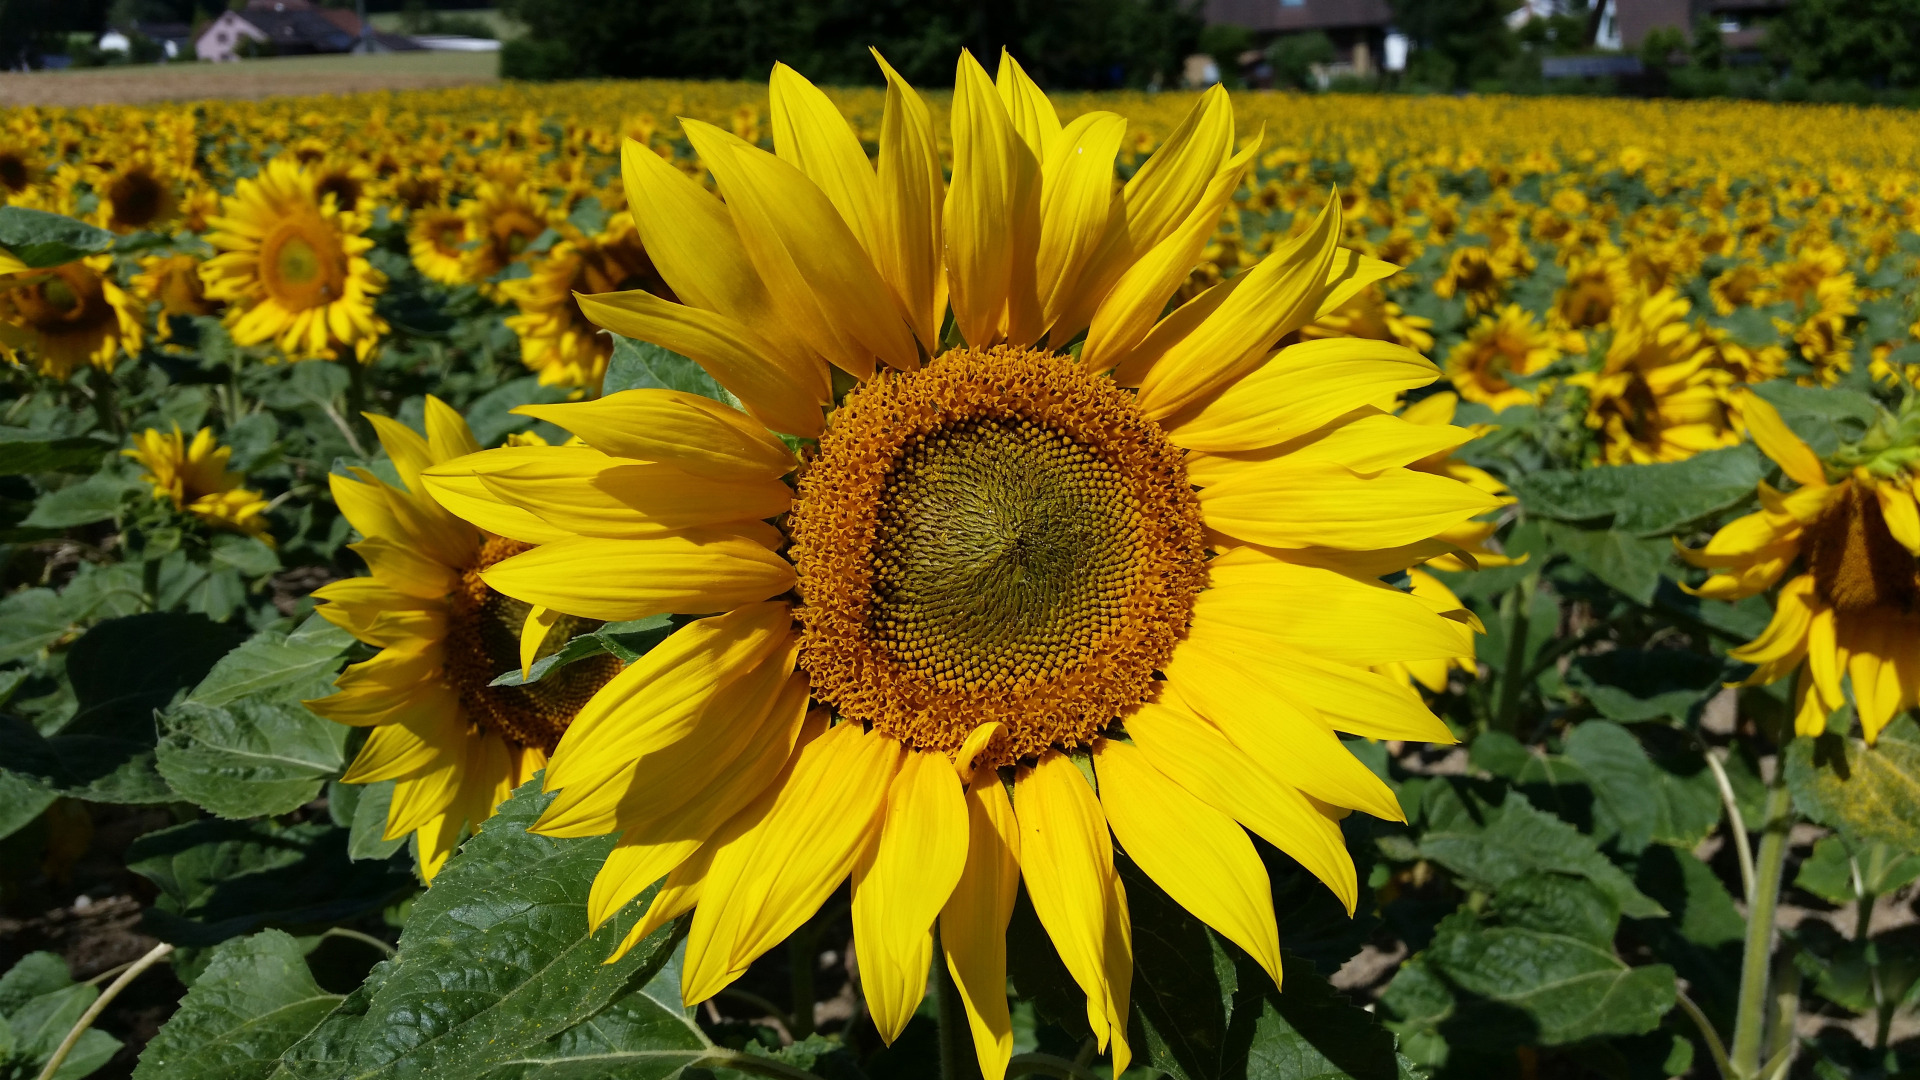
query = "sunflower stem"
xmin=1493 ymin=574 xmax=1536 ymax=736
xmin=35 ymin=941 xmax=172 ymax=1080
xmin=934 ymin=927 xmax=976 ymax=1080
xmin=1729 ymin=778 xmax=1793 ymax=1078
xmin=787 ymin=921 xmax=817 ymax=1041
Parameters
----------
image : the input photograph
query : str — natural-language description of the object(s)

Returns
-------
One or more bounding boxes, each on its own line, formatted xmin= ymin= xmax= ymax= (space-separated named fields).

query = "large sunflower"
xmin=423 ymin=55 xmax=1495 ymax=1079
xmin=0 ymin=256 xmax=144 ymax=378
xmin=305 ymin=397 xmax=623 ymax=878
xmin=1681 ymin=393 xmax=1920 ymax=744
xmin=199 ymin=157 xmax=388 ymax=363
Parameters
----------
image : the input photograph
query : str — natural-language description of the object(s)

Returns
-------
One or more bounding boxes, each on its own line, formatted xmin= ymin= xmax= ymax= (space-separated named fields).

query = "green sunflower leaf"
xmin=0 ymin=612 xmax=245 ymax=804
xmin=133 ymin=930 xmax=344 ymax=1080
xmin=603 ymin=334 xmax=737 ymax=405
xmin=1784 ymin=716 xmax=1920 ymax=855
xmin=266 ymin=778 xmax=685 ymax=1080
xmin=0 ymin=951 xmax=122 ymax=1080
xmin=0 ymin=427 xmax=115 ymax=476
xmin=0 ymin=206 xmax=114 ymax=268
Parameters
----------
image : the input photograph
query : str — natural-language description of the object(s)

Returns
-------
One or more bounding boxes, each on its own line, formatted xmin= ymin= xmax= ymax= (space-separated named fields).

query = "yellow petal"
xmin=994 ymin=50 xmax=1061 ymax=159
xmin=482 ymin=532 xmax=794 ymax=624
xmin=422 ymin=394 xmax=482 ymax=462
xmin=350 ymin=536 xmax=459 ymax=600
xmin=1741 ymin=390 xmax=1826 ymax=489
xmin=423 ymin=445 xmax=619 ymax=536
xmin=1012 ymin=752 xmax=1131 ymax=1069
xmin=1199 ymin=458 xmax=1505 ymax=551
xmin=475 ymin=459 xmax=791 ymax=540
xmin=1162 ymin=338 xmax=1440 ymax=453
xmin=583 ymin=700 xmax=824 ymax=932
xmin=1134 ymin=192 xmax=1343 ymax=420
xmin=683 ymin=724 xmax=903 ymax=1005
xmin=1078 ymin=137 xmax=1258 ymax=374
xmin=852 ymin=750 xmax=969 ymax=1044
xmin=871 ymin=49 xmax=947 ymax=353
xmin=1094 ymin=737 xmax=1282 ymax=988
xmin=339 ymin=703 xmax=463 ymax=783
xmin=365 ymin=413 xmax=433 ymax=495
xmin=1200 ymin=553 xmax=1477 ymax=663
xmin=608 ymin=843 xmax=714 ymax=965
xmin=540 ymin=601 xmax=792 ymax=804
xmin=940 ymin=776 xmax=1020 ymax=1080
xmin=618 ymin=137 xmax=802 ymax=367
xmin=576 ymin=289 xmax=826 ymax=439
xmin=1878 ymin=484 xmax=1920 ymax=554
xmin=683 ymin=120 xmax=919 ymax=376
xmin=1036 ymin=111 xmax=1127 ymax=337
xmin=519 ymin=604 xmax=559 ymax=678
xmin=1186 ymin=412 xmax=1475 ymax=484
xmin=515 ymin=390 xmax=794 ymax=480
xmin=1118 ymin=86 xmax=1234 ymax=257
xmin=1729 ymin=574 xmax=1815 ymax=686
xmin=770 ymin=62 xmax=881 ymax=259
xmin=1163 ymin=643 xmax=1406 ymax=823
xmin=1123 ymin=701 xmax=1355 ymax=912
xmin=946 ymin=49 xmax=1042 ymax=349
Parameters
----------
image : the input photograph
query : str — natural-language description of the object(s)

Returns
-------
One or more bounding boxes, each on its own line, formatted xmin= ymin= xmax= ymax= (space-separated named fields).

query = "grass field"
xmin=367 ymin=8 xmax=523 ymax=39
xmin=0 ymin=50 xmax=498 ymax=107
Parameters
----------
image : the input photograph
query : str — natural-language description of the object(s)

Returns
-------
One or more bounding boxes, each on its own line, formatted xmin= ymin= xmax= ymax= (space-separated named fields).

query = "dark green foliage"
xmin=496 ymin=0 xmax=1200 ymax=88
xmin=1767 ymin=0 xmax=1920 ymax=89
xmin=1386 ymin=0 xmax=1518 ymax=88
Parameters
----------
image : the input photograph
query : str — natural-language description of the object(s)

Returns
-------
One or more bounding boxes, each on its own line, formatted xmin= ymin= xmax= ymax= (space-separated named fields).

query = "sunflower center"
xmin=1805 ymin=482 xmax=1920 ymax=614
xmin=445 ymin=535 xmax=622 ymax=753
xmin=791 ymin=346 xmax=1206 ymax=769
xmin=108 ymin=169 xmax=166 ymax=229
xmin=0 ymin=153 xmax=27 ymax=193
xmin=260 ymin=217 xmax=345 ymax=312
xmin=17 ymin=266 xmax=108 ymax=331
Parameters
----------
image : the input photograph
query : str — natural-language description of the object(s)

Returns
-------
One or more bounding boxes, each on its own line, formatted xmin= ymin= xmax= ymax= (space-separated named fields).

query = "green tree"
xmin=1387 ymin=0 xmax=1518 ymax=88
xmin=1765 ymin=0 xmax=1920 ymax=88
xmin=498 ymin=0 xmax=1199 ymax=89
xmin=1267 ymin=30 xmax=1335 ymax=90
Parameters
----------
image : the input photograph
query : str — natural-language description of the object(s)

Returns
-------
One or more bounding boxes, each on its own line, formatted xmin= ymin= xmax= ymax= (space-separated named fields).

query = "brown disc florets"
xmin=1806 ymin=481 xmax=1920 ymax=614
xmin=444 ymin=535 xmax=620 ymax=753
xmin=789 ymin=345 xmax=1206 ymax=768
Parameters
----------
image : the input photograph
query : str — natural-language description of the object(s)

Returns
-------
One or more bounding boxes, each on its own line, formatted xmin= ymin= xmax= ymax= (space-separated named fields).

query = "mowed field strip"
xmin=0 ymin=51 xmax=498 ymax=107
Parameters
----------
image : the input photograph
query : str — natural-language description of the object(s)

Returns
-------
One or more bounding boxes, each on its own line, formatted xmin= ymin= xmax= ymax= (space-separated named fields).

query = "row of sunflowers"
xmin=1 ymin=56 xmax=1918 ymax=1080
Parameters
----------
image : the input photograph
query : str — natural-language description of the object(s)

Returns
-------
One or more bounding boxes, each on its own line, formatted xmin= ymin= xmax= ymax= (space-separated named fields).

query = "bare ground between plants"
xmin=0 ymin=53 xmax=497 ymax=107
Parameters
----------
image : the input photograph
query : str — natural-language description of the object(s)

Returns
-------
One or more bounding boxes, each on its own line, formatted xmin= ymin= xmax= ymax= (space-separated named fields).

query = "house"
xmin=194 ymin=0 xmax=419 ymax=62
xmin=1596 ymin=0 xmax=1786 ymax=52
xmin=1202 ymin=0 xmax=1396 ymax=80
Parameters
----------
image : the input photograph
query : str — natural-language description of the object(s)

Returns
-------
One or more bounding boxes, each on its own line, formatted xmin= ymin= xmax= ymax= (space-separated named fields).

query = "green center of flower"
xmin=870 ymin=415 xmax=1138 ymax=690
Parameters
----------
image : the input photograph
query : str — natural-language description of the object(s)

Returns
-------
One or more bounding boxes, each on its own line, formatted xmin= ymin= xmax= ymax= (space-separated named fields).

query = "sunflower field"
xmin=3 ymin=60 xmax=1920 ymax=1080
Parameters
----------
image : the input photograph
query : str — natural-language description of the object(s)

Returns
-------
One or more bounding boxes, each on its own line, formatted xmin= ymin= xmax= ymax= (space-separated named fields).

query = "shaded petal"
xmin=940 ymin=776 xmax=1019 ymax=1080
xmin=1095 ymin=737 xmax=1282 ymax=988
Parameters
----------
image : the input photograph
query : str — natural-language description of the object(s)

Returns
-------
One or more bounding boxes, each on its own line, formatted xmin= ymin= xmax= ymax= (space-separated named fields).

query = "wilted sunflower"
xmin=306 ymin=397 xmax=622 ymax=878
xmin=1570 ymin=288 xmax=1741 ymax=464
xmin=1681 ymin=394 xmax=1920 ymax=743
xmin=124 ymin=424 xmax=272 ymax=539
xmin=501 ymin=213 xmax=676 ymax=389
xmin=423 ymin=55 xmax=1493 ymax=1080
xmin=1445 ymin=303 xmax=1564 ymax=412
xmin=199 ymin=157 xmax=388 ymax=363
xmin=0 ymin=256 xmax=144 ymax=378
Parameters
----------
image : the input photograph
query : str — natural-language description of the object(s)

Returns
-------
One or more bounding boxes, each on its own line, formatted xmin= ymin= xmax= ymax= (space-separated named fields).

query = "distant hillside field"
xmin=0 ymin=50 xmax=498 ymax=106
